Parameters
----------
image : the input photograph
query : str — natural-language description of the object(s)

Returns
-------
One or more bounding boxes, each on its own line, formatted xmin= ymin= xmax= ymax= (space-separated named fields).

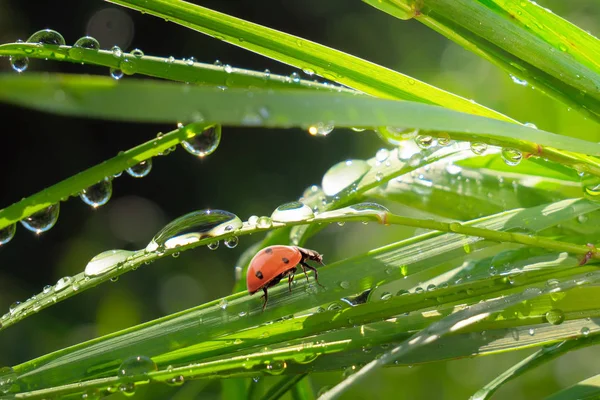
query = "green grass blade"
xmin=106 ymin=0 xmax=515 ymax=121
xmin=363 ymin=0 xmax=600 ymax=121
xmin=1 ymin=74 xmax=599 ymax=176
xmin=472 ymin=340 xmax=599 ymax=400
xmin=546 ymin=374 xmax=600 ymax=400
xmin=261 ymin=374 xmax=308 ymax=400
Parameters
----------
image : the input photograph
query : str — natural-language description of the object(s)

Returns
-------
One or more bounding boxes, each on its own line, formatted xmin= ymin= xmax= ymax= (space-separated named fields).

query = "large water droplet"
xmin=501 ymin=148 xmax=522 ymax=166
xmin=71 ymin=36 xmax=100 ymax=61
xmin=119 ymin=58 xmax=137 ymax=75
xmin=118 ymin=356 xmax=157 ymax=379
xmin=20 ymin=204 xmax=59 ymax=233
xmin=375 ymin=149 xmax=389 ymax=163
xmin=85 ymin=249 xmax=134 ymax=277
xmin=110 ymin=68 xmax=124 ymax=80
xmin=181 ymin=124 xmax=222 ymax=157
xmin=415 ymin=135 xmax=435 ymax=149
xmin=80 ymin=178 xmax=113 ymax=208
xmin=377 ymin=127 xmax=418 ymax=145
xmin=581 ymin=327 xmax=590 ymax=336
xmin=470 ymin=142 xmax=488 ymax=155
xmin=27 ymin=29 xmax=65 ymax=46
xmin=256 ymin=216 xmax=272 ymax=229
xmin=271 ymin=202 xmax=314 ymax=222
xmin=126 ymin=159 xmax=152 ymax=178
xmin=0 ymin=224 xmax=16 ymax=245
xmin=146 ymin=209 xmax=242 ymax=251
xmin=322 ymin=159 xmax=370 ymax=196
xmin=0 ymin=367 xmax=16 ymax=394
xmin=9 ymin=56 xmax=29 ymax=73
xmin=224 ymin=236 xmax=239 ymax=248
xmin=544 ymin=309 xmax=565 ymax=325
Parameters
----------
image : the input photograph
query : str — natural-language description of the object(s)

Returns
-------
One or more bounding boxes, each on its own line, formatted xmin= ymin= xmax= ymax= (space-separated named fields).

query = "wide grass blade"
xmin=106 ymin=0 xmax=514 ymax=121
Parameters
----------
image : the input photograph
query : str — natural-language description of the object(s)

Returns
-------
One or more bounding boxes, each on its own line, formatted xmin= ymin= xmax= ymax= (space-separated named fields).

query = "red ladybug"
xmin=247 ymin=245 xmax=324 ymax=310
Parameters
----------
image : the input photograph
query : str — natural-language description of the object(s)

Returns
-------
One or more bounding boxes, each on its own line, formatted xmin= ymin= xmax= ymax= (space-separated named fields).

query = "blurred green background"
xmin=0 ymin=0 xmax=599 ymax=398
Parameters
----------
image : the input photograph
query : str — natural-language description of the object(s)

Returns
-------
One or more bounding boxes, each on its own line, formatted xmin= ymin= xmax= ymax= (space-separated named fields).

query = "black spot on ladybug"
xmin=282 ymin=257 xmax=289 ymax=264
xmin=255 ymin=271 xmax=264 ymax=279
xmin=265 ymin=248 xmax=273 ymax=254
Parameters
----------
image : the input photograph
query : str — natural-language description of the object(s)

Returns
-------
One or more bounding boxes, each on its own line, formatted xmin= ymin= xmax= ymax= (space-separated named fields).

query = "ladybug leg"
xmin=261 ymin=287 xmax=269 ymax=311
xmin=300 ymin=262 xmax=325 ymax=288
xmin=287 ymin=270 xmax=295 ymax=292
xmin=299 ymin=263 xmax=310 ymax=283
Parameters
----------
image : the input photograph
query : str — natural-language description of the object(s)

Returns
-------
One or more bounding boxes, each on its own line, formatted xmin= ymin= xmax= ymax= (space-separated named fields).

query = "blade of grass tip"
xmin=106 ymin=0 xmax=516 ymax=122
xmin=0 ymin=122 xmax=213 ymax=231
xmin=261 ymin=374 xmax=309 ymax=400
xmin=318 ymin=271 xmax=600 ymax=400
xmin=471 ymin=338 xmax=600 ymax=400
xmin=546 ymin=374 xmax=600 ymax=400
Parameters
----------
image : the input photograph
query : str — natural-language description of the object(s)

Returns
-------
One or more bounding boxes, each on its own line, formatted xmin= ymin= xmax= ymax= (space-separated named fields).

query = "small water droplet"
xmin=578 ymin=214 xmax=589 ymax=224
xmin=110 ymin=68 xmax=124 ymax=80
xmin=118 ymin=355 xmax=157 ymax=379
xmin=126 ymin=159 xmax=152 ymax=178
xmin=207 ymin=241 xmax=219 ymax=250
xmin=528 ymin=328 xmax=535 ymax=336
xmin=581 ymin=327 xmax=590 ymax=336
xmin=166 ymin=375 xmax=185 ymax=386
xmin=224 ymin=64 xmax=233 ymax=73
xmin=524 ymin=122 xmax=538 ymax=129
xmin=20 ymin=203 xmax=60 ymax=233
xmin=415 ymin=135 xmax=435 ymax=149
xmin=224 ymin=236 xmax=239 ymax=248
xmin=119 ymin=58 xmax=137 ymax=75
xmin=290 ymin=72 xmax=301 ymax=83
xmin=437 ymin=132 xmax=451 ymax=146
xmin=380 ymin=292 xmax=392 ymax=300
xmin=257 ymin=216 xmax=273 ymax=229
xmin=131 ymin=48 xmax=144 ymax=58
xmin=54 ymin=276 xmax=72 ymax=292
xmin=181 ymin=124 xmax=222 ymax=157
xmin=43 ymin=285 xmax=52 ymax=294
xmin=27 ymin=29 xmax=65 ymax=46
xmin=302 ymin=68 xmax=315 ymax=76
xmin=0 ymin=366 xmax=17 ymax=394
xmin=219 ymin=298 xmax=228 ymax=310
xmin=328 ymin=302 xmax=342 ymax=311
xmin=0 ymin=224 xmax=16 ymax=245
xmin=339 ymin=281 xmax=350 ymax=289
xmin=111 ymin=45 xmax=123 ymax=58
xmin=375 ymin=148 xmax=389 ymax=163
xmin=375 ymin=172 xmax=384 ymax=181
xmin=308 ymin=123 xmax=334 ymax=136
xmin=80 ymin=178 xmax=113 ymax=208
xmin=510 ymin=74 xmax=528 ymax=86
xmin=545 ymin=309 xmax=565 ymax=325
xmin=185 ymin=56 xmax=196 ymax=66
xmin=271 ymin=201 xmax=314 ymax=222
xmin=9 ymin=55 xmax=29 ymax=72
xmin=501 ymin=148 xmax=522 ymax=166
xmin=470 ymin=142 xmax=488 ymax=155
xmin=263 ymin=69 xmax=271 ymax=78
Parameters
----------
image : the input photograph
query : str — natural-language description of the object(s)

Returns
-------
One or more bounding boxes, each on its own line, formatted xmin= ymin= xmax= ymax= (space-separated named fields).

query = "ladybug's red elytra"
xmin=247 ymin=245 xmax=324 ymax=310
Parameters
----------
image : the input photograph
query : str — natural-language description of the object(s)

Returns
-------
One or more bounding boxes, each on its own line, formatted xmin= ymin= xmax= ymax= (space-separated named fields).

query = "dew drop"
xmin=20 ymin=203 xmax=59 ymax=233
xmin=501 ymin=148 xmax=522 ymax=166
xmin=581 ymin=327 xmax=590 ymax=336
xmin=415 ymin=135 xmax=435 ymax=149
xmin=147 ymin=209 xmax=242 ymax=251
xmin=27 ymin=29 xmax=65 ymax=45
xmin=302 ymin=68 xmax=315 ymax=76
xmin=85 ymin=249 xmax=134 ymax=277
xmin=181 ymin=124 xmax=222 ymax=157
xmin=54 ymin=276 xmax=72 ymax=292
xmin=584 ymin=184 xmax=600 ymax=196
xmin=544 ymin=309 xmax=565 ymax=325
xmin=256 ymin=216 xmax=273 ymax=229
xmin=224 ymin=64 xmax=233 ymax=73
xmin=207 ymin=241 xmax=219 ymax=250
xmin=247 ymin=215 xmax=259 ymax=226
xmin=9 ymin=56 xmax=29 ymax=72
xmin=524 ymin=122 xmax=538 ymax=129
xmin=528 ymin=328 xmax=535 ymax=336
xmin=118 ymin=355 xmax=157 ymax=379
xmin=271 ymin=201 xmax=314 ymax=222
xmin=510 ymin=75 xmax=528 ymax=86
xmin=322 ymin=159 xmax=370 ymax=196
xmin=375 ymin=172 xmax=384 ymax=181
xmin=9 ymin=302 xmax=21 ymax=315
xmin=166 ymin=375 xmax=185 ymax=386
xmin=185 ymin=56 xmax=196 ymax=66
xmin=577 ymin=214 xmax=589 ymax=224
xmin=110 ymin=68 xmax=124 ymax=80
xmin=328 ymin=302 xmax=342 ymax=311
xmin=437 ymin=132 xmax=451 ymax=146
xmin=0 ymin=224 xmax=16 ymax=245
xmin=80 ymin=178 xmax=113 ymax=208
xmin=219 ymin=298 xmax=228 ymax=310
xmin=377 ymin=127 xmax=418 ymax=145
xmin=119 ymin=58 xmax=136 ymax=75
xmin=290 ymin=72 xmax=301 ymax=83
xmin=351 ymin=127 xmax=365 ymax=132
xmin=308 ymin=123 xmax=334 ymax=136
xmin=224 ymin=236 xmax=239 ymax=248
xmin=375 ymin=148 xmax=389 ymax=163
xmin=380 ymin=292 xmax=392 ymax=300
xmin=43 ymin=285 xmax=52 ymax=294
xmin=263 ymin=69 xmax=271 ymax=78
xmin=470 ymin=142 xmax=488 ymax=155
xmin=131 ymin=48 xmax=144 ymax=58
xmin=126 ymin=159 xmax=152 ymax=178
xmin=70 ymin=36 xmax=100 ymax=61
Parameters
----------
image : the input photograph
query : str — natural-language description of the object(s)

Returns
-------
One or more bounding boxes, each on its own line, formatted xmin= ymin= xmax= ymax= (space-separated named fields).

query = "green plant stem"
xmin=0 ymin=124 xmax=210 ymax=231
xmin=261 ymin=374 xmax=308 ymax=400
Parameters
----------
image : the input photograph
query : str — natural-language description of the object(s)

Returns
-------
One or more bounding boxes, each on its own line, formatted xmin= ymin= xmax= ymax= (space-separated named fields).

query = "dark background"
xmin=0 ymin=1 xmax=599 ymax=398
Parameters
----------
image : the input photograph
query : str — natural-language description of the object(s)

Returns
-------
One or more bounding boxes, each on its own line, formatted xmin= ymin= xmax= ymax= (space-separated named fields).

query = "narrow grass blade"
xmin=106 ymin=0 xmax=515 ymax=121
xmin=546 ymin=374 xmax=600 ymax=400
xmin=261 ymin=374 xmax=308 ymax=400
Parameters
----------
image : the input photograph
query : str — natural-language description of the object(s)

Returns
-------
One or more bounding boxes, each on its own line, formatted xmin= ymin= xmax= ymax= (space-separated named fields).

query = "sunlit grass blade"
xmin=106 ymin=0 xmax=515 ymax=122
xmin=9 ymin=198 xmax=596 ymax=391
xmin=363 ymin=0 xmax=600 ymax=122
xmin=260 ymin=374 xmax=308 ymax=400
xmin=472 ymin=339 xmax=599 ymax=400
xmin=318 ymin=270 xmax=600 ymax=400
xmin=1 ymin=74 xmax=599 ymax=177
xmin=0 ymin=42 xmax=347 ymax=92
xmin=546 ymin=373 xmax=600 ymax=400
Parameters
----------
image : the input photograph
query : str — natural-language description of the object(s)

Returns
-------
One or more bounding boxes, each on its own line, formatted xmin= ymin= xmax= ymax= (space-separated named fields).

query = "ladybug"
xmin=247 ymin=245 xmax=324 ymax=310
